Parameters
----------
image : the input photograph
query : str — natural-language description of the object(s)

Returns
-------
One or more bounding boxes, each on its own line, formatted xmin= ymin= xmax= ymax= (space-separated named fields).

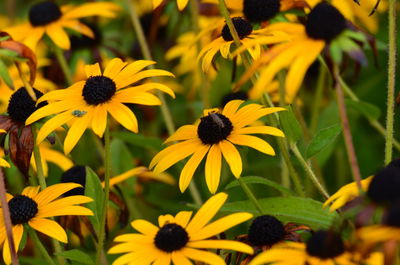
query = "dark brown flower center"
xmin=385 ymin=203 xmax=400 ymax=227
xmin=305 ymin=2 xmax=346 ymax=42
xmin=154 ymin=223 xmax=189 ymax=252
xmin=221 ymin=17 xmax=253 ymax=41
xmin=243 ymin=0 xmax=281 ymax=23
xmin=7 ymin=87 xmax=47 ymax=123
xmin=197 ymin=113 xmax=233 ymax=145
xmin=82 ymin=76 xmax=116 ymax=105
xmin=8 ymin=195 xmax=38 ymax=225
xmin=306 ymin=230 xmax=345 ymax=259
xmin=29 ymin=1 xmax=62 ymax=26
xmin=248 ymin=215 xmax=285 ymax=246
xmin=61 ymin=166 xmax=87 ymax=196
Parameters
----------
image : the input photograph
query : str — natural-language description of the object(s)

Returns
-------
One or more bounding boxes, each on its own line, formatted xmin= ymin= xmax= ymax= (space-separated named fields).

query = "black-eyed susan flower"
xmin=238 ymin=2 xmax=354 ymax=102
xmin=150 ymin=100 xmax=284 ymax=193
xmin=249 ymin=230 xmax=374 ymax=265
xmin=6 ymin=1 xmax=120 ymax=50
xmin=108 ymin=192 xmax=254 ymax=265
xmin=0 ymin=183 xmax=93 ymax=265
xmin=197 ymin=17 xmax=290 ymax=72
xmin=26 ymin=58 xmax=175 ymax=154
xmin=0 ymin=87 xmax=47 ymax=176
xmin=323 ymin=176 xmax=372 ymax=212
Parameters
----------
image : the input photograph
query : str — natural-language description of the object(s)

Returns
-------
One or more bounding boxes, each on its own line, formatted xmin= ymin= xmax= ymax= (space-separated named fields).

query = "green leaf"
xmin=111 ymin=132 xmax=163 ymax=150
xmin=55 ymin=250 xmax=94 ymax=265
xmin=0 ymin=59 xmax=14 ymax=89
xmin=279 ymin=105 xmax=302 ymax=143
xmin=225 ymin=176 xmax=294 ymax=196
xmin=306 ymin=124 xmax=342 ymax=158
xmin=110 ymin=138 xmax=135 ymax=175
xmin=0 ymin=49 xmax=19 ymax=58
xmin=222 ymin=197 xmax=338 ymax=229
xmin=345 ymin=99 xmax=381 ymax=120
xmin=84 ymin=166 xmax=104 ymax=234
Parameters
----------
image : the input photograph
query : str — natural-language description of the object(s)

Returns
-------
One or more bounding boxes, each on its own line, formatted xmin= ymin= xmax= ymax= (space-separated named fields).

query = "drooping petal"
xmin=205 ymin=145 xmax=222 ymax=194
xmin=63 ymin=111 xmax=92 ymax=154
xmin=219 ymin=140 xmax=242 ymax=178
xmin=29 ymin=218 xmax=68 ymax=243
xmin=181 ymin=248 xmax=225 ymax=265
xmin=35 ymin=110 xmax=74 ymax=145
xmin=46 ymin=24 xmax=71 ymax=50
xmin=228 ymin=134 xmax=276 ymax=156
xmin=171 ymin=252 xmax=192 ymax=265
xmin=107 ymin=101 xmax=138 ymax=133
xmin=2 ymin=225 xmax=23 ymax=265
xmin=179 ymin=145 xmax=209 ymax=192
xmin=188 ymin=240 xmax=253 ymax=254
xmin=91 ymin=106 xmax=108 ymax=137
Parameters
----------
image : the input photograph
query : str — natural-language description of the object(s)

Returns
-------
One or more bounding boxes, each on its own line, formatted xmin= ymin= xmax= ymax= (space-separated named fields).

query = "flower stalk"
xmin=53 ymin=45 xmax=73 ymax=86
xmin=29 ymin=229 xmax=57 ymax=265
xmin=238 ymin=177 xmax=264 ymax=214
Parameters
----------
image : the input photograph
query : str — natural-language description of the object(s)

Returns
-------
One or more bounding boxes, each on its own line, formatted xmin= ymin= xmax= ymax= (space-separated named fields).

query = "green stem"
xmin=385 ymin=0 xmax=397 ymax=165
xmin=32 ymin=131 xmax=64 ymax=265
xmin=0 ymin=169 xmax=20 ymax=265
xmin=53 ymin=45 xmax=73 ymax=86
xmin=95 ymin=122 xmax=111 ymax=265
xmin=310 ymin=63 xmax=327 ymax=133
xmin=237 ymin=178 xmax=264 ymax=215
xmin=188 ymin=182 xmax=203 ymax=205
xmin=29 ymin=229 xmax=57 ymax=265
xmin=291 ymin=144 xmax=329 ymax=199
xmin=124 ymin=0 xmax=175 ymax=135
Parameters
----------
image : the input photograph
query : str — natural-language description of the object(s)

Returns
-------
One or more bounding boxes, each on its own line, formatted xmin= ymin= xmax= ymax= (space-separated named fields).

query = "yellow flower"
xmin=249 ymin=230 xmax=381 ymax=265
xmin=6 ymin=1 xmax=120 ymax=50
xmin=26 ymin=58 xmax=175 ymax=154
xmin=153 ymin=0 xmax=189 ymax=11
xmin=0 ymin=183 xmax=93 ymax=264
xmin=150 ymin=100 xmax=284 ymax=193
xmin=109 ymin=192 xmax=253 ymax=265
xmin=30 ymin=142 xmax=74 ymax=177
xmin=323 ymin=177 xmax=373 ymax=212
xmin=198 ymin=17 xmax=290 ymax=73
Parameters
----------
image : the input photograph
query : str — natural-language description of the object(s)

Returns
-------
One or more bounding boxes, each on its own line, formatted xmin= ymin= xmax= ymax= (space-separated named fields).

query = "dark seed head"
xmin=61 ymin=166 xmax=87 ymax=196
xmin=197 ymin=113 xmax=233 ymax=145
xmin=305 ymin=2 xmax=347 ymax=42
xmin=8 ymin=195 xmax=38 ymax=225
xmin=154 ymin=223 xmax=189 ymax=252
xmin=306 ymin=230 xmax=345 ymax=259
xmin=82 ymin=76 xmax=116 ymax=105
xmin=71 ymin=23 xmax=103 ymax=50
xmin=243 ymin=0 xmax=281 ymax=23
xmin=221 ymin=92 xmax=248 ymax=107
xmin=367 ymin=159 xmax=400 ymax=204
xmin=248 ymin=215 xmax=285 ymax=246
xmin=7 ymin=87 xmax=47 ymax=123
xmin=221 ymin=17 xmax=253 ymax=41
xmin=385 ymin=202 xmax=400 ymax=227
xmin=29 ymin=1 xmax=62 ymax=26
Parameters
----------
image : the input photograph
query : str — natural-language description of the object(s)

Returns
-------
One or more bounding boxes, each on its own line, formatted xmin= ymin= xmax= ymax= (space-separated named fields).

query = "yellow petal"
xmin=179 ymin=145 xmax=209 ymax=192
xmin=219 ymin=140 xmax=242 ymax=178
xmin=91 ymin=106 xmax=108 ymax=137
xmin=171 ymin=252 xmax=192 ymax=265
xmin=103 ymin=58 xmax=128 ymax=80
xmin=116 ymin=70 xmax=174 ymax=88
xmin=3 ymin=225 xmax=24 ymax=265
xmin=131 ymin=220 xmax=159 ymax=236
xmin=26 ymin=100 xmax=83 ymax=125
xmin=61 ymin=20 xmax=94 ymax=38
xmin=62 ymin=2 xmax=120 ymax=19
xmin=46 ymin=24 xmax=70 ymax=50
xmin=85 ymin=63 xmax=102 ymax=78
xmin=35 ymin=110 xmax=74 ymax=145
xmin=64 ymin=111 xmax=92 ymax=154
xmin=29 ymin=218 xmax=68 ymax=243
xmin=21 ymin=186 xmax=41 ymax=198
xmin=114 ymin=91 xmax=161 ymax=105
xmin=177 ymin=0 xmax=189 ymax=10
xmin=174 ymin=211 xmax=193 ymax=228
xmin=158 ymin=214 xmax=175 ymax=227
xmin=164 ymin=125 xmax=197 ymax=143
xmin=205 ymin=145 xmax=222 ymax=194
xmin=107 ymin=101 xmax=138 ymax=133
xmin=113 ymin=60 xmax=157 ymax=87
xmin=34 ymin=183 xmax=82 ymax=206
xmin=181 ymin=248 xmax=225 ymax=265
xmin=186 ymin=193 xmax=227 ymax=234
xmin=235 ymin=126 xmax=285 ymax=137
xmin=228 ymin=134 xmax=276 ymax=156
xmin=188 ymin=239 xmax=253 ymax=254
xmin=153 ymin=0 xmax=163 ymax=9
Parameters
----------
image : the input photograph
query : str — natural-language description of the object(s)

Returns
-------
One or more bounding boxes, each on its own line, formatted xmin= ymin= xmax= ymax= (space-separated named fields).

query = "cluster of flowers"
xmin=0 ymin=0 xmax=395 ymax=264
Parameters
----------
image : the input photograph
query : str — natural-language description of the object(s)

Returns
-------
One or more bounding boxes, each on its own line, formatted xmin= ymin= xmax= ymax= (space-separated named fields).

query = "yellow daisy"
xmin=108 ymin=192 xmax=254 ymax=265
xmin=149 ymin=99 xmax=284 ymax=193
xmin=0 ymin=183 xmax=93 ymax=265
xmin=249 ymin=230 xmax=377 ymax=265
xmin=153 ymin=0 xmax=190 ymax=11
xmin=25 ymin=58 xmax=175 ymax=154
xmin=6 ymin=1 xmax=120 ymax=50
xmin=197 ymin=17 xmax=290 ymax=72
xmin=323 ymin=176 xmax=373 ymax=212
xmin=238 ymin=2 xmax=348 ymax=102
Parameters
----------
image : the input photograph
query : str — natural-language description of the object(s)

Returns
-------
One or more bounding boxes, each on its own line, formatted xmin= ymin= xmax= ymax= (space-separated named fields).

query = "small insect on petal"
xmin=72 ymin=110 xmax=87 ymax=117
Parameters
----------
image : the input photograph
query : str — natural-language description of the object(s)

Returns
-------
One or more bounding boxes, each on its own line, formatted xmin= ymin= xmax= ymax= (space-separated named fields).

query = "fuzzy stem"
xmin=333 ymin=67 xmax=363 ymax=192
xmin=291 ymin=144 xmax=329 ymax=199
xmin=238 ymin=178 xmax=264 ymax=214
xmin=95 ymin=122 xmax=111 ymax=265
xmin=124 ymin=0 xmax=175 ymax=135
xmin=29 ymin=229 xmax=57 ymax=265
xmin=0 ymin=169 xmax=20 ymax=265
xmin=53 ymin=45 xmax=73 ymax=86
xmin=385 ymin=0 xmax=397 ymax=165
